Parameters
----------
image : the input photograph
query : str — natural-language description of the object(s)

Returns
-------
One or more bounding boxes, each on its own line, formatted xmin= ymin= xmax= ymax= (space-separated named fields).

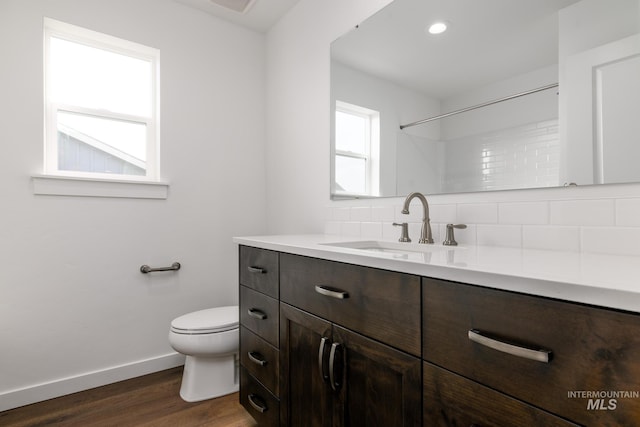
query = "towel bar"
xmin=140 ymin=262 xmax=181 ymax=274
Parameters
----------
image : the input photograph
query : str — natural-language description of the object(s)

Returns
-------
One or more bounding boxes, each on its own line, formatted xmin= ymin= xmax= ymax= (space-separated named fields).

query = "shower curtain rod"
xmin=399 ymin=82 xmax=559 ymax=130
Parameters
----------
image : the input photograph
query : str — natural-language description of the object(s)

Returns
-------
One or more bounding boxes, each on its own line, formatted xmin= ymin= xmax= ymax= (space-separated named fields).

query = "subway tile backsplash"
xmin=457 ymin=203 xmax=499 ymax=224
xmin=325 ymin=190 xmax=640 ymax=255
xmin=522 ymin=225 xmax=581 ymax=252
xmin=550 ymin=199 xmax=616 ymax=226
xmin=477 ymin=224 xmax=522 ymax=248
xmin=499 ymin=201 xmax=549 ymax=225
xmin=616 ymin=198 xmax=640 ymax=227
xmin=582 ymin=227 xmax=640 ymax=256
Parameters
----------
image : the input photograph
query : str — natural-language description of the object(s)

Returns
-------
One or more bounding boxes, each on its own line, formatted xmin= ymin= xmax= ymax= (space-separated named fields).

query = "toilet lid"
xmin=170 ymin=306 xmax=238 ymax=334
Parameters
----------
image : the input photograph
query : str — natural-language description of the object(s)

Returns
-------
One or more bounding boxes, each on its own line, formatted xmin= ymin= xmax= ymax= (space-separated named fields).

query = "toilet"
xmin=169 ymin=305 xmax=239 ymax=402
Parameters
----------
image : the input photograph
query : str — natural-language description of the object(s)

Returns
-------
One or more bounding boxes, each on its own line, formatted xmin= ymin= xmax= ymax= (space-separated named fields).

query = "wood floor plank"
xmin=0 ymin=367 xmax=258 ymax=427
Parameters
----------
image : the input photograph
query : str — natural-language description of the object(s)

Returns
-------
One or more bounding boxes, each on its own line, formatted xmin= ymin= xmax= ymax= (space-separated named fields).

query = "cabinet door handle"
xmin=315 ymin=285 xmax=349 ymax=299
xmin=247 ymin=393 xmax=268 ymax=413
xmin=318 ymin=336 xmax=330 ymax=383
xmin=248 ymin=351 xmax=267 ymax=366
xmin=247 ymin=308 xmax=267 ymax=320
xmin=329 ymin=342 xmax=344 ymax=392
xmin=468 ymin=329 xmax=552 ymax=363
xmin=247 ymin=266 xmax=266 ymax=274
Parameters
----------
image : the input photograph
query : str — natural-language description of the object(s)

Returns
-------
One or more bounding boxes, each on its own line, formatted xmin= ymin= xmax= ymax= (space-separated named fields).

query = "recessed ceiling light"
xmin=427 ymin=21 xmax=448 ymax=35
xmin=208 ymin=0 xmax=256 ymax=14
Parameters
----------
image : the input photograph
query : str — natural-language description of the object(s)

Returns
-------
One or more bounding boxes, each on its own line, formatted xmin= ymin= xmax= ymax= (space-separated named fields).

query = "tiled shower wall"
xmin=325 ymin=188 xmax=640 ymax=256
xmin=443 ymin=119 xmax=560 ymax=193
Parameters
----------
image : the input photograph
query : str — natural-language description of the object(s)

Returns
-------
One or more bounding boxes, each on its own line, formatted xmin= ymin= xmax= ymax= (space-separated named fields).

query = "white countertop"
xmin=234 ymin=234 xmax=640 ymax=313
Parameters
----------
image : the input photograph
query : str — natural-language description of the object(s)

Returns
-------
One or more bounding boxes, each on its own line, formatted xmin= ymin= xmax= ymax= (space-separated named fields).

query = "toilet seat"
xmin=170 ymin=306 xmax=238 ymax=335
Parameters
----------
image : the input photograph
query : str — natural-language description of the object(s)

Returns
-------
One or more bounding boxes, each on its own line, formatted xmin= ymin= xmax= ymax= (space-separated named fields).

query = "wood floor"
xmin=0 ymin=367 xmax=258 ymax=427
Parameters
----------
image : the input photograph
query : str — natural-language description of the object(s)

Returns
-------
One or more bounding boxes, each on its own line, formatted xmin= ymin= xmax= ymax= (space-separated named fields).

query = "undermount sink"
xmin=320 ymin=240 xmax=463 ymax=259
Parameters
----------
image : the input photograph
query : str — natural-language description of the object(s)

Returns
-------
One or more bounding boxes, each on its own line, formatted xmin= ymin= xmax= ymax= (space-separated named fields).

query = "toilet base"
xmin=179 ymin=353 xmax=239 ymax=402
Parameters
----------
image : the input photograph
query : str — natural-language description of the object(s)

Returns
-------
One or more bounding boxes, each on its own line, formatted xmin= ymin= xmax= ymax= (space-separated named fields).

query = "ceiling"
xmin=174 ymin=0 xmax=301 ymax=32
xmin=174 ymin=0 xmax=583 ymax=97
xmin=331 ymin=0 xmax=582 ymax=99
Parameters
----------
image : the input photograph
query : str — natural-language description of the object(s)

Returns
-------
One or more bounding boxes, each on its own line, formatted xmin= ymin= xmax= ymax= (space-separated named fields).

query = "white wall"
xmin=441 ymin=65 xmax=558 ymax=141
xmin=396 ymin=132 xmax=444 ymax=195
xmin=265 ymin=0 xmax=394 ymax=234
xmin=267 ymin=0 xmax=640 ymax=252
xmin=0 ymin=0 xmax=267 ymax=410
xmin=331 ymin=61 xmax=441 ymax=196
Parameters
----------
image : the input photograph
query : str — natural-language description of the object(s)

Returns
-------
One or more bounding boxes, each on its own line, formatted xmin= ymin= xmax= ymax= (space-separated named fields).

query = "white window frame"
xmin=334 ymin=101 xmax=380 ymax=197
xmin=43 ymin=18 xmax=160 ymax=183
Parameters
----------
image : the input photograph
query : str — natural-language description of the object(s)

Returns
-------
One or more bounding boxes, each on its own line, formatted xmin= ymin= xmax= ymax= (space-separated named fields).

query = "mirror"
xmin=330 ymin=0 xmax=640 ymax=199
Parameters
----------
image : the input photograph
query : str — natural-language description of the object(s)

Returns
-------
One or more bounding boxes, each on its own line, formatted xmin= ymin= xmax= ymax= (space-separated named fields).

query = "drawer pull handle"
xmin=247 ymin=393 xmax=268 ymax=413
xmin=318 ymin=337 xmax=330 ymax=383
xmin=248 ymin=351 xmax=267 ymax=366
xmin=329 ymin=342 xmax=344 ymax=392
xmin=315 ymin=285 xmax=349 ymax=299
xmin=248 ymin=266 xmax=266 ymax=274
xmin=468 ymin=329 xmax=552 ymax=363
xmin=247 ymin=308 xmax=267 ymax=320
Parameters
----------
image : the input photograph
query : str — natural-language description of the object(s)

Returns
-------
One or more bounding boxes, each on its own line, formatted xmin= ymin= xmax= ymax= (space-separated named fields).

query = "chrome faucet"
xmin=401 ymin=192 xmax=433 ymax=244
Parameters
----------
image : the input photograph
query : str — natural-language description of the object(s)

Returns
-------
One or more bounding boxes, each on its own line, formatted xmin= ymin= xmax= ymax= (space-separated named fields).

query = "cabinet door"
xmin=280 ymin=303 xmax=333 ymax=427
xmin=239 ymin=245 xmax=279 ymax=298
xmin=423 ymin=362 xmax=580 ymax=427
xmin=240 ymin=367 xmax=280 ymax=427
xmin=423 ymin=278 xmax=640 ymax=425
xmin=240 ymin=286 xmax=279 ymax=347
xmin=240 ymin=326 xmax=279 ymax=396
xmin=332 ymin=325 xmax=422 ymax=427
xmin=281 ymin=253 xmax=421 ymax=356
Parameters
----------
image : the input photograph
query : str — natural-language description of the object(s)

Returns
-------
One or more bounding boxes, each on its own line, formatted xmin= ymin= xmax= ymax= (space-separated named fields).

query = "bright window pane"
xmin=336 ymin=155 xmax=366 ymax=194
xmin=57 ymin=111 xmax=146 ymax=175
xmin=44 ymin=18 xmax=160 ymax=181
xmin=50 ymin=37 xmax=152 ymax=117
xmin=336 ymin=110 xmax=367 ymax=153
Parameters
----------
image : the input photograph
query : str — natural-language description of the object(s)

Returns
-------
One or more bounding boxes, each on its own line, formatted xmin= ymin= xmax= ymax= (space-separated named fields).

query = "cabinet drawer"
xmin=239 ymin=246 xmax=279 ymax=298
xmin=240 ymin=367 xmax=279 ymax=427
xmin=423 ymin=362 xmax=579 ymax=427
xmin=240 ymin=286 xmax=279 ymax=347
xmin=423 ymin=278 xmax=640 ymax=426
xmin=240 ymin=326 xmax=279 ymax=396
xmin=281 ymin=253 xmax=421 ymax=356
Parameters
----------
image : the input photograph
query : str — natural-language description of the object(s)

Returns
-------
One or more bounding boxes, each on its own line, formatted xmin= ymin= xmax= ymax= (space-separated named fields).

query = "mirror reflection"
xmin=330 ymin=0 xmax=640 ymax=199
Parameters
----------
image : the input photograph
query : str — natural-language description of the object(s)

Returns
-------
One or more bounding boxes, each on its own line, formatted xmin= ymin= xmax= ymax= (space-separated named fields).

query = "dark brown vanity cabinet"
xmin=422 ymin=277 xmax=640 ymax=427
xmin=239 ymin=246 xmax=280 ymax=427
xmin=239 ymin=247 xmax=422 ymax=426
xmin=279 ymin=253 xmax=422 ymax=427
xmin=239 ymin=244 xmax=640 ymax=427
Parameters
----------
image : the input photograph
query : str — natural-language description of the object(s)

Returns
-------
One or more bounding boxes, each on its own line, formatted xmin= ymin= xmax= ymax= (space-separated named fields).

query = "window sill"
xmin=32 ymin=175 xmax=169 ymax=199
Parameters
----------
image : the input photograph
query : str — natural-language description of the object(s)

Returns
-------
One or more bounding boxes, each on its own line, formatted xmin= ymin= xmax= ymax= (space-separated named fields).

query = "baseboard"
xmin=0 ymin=352 xmax=186 ymax=412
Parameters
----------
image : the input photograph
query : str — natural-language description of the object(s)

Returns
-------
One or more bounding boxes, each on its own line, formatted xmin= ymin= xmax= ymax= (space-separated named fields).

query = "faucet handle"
xmin=443 ymin=223 xmax=467 ymax=246
xmin=392 ymin=222 xmax=411 ymax=243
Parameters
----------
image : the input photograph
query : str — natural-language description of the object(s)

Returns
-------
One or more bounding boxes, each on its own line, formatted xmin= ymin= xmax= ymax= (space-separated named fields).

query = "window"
xmin=44 ymin=18 xmax=160 ymax=181
xmin=333 ymin=101 xmax=380 ymax=196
